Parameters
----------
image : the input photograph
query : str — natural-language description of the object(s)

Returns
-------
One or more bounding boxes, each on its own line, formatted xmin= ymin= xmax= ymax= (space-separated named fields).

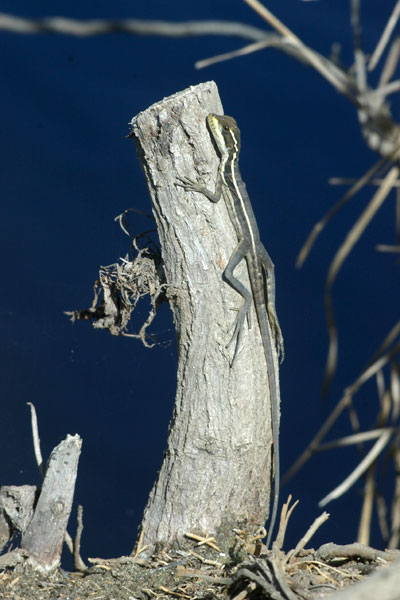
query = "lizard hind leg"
xmin=223 ymin=239 xmax=252 ymax=366
xmin=257 ymin=243 xmax=285 ymax=362
xmin=226 ymin=294 xmax=252 ymax=365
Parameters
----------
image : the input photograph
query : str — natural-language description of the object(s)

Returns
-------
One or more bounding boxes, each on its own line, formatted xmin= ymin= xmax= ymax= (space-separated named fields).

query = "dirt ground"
xmin=1 ymin=539 xmax=398 ymax=600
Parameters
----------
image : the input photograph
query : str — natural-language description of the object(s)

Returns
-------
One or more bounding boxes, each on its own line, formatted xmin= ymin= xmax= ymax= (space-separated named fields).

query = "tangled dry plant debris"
xmin=66 ymin=209 xmax=168 ymax=347
xmin=1 ymin=533 xmax=399 ymax=599
xmin=1 ymin=495 xmax=399 ymax=598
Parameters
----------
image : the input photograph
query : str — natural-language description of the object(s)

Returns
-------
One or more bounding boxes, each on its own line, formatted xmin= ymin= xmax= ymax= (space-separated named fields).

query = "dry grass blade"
xmin=322 ymin=165 xmax=399 ymax=396
xmin=368 ymin=0 xmax=400 ymax=72
xmin=319 ymin=429 xmax=393 ymax=507
xmin=296 ymin=156 xmax=388 ymax=269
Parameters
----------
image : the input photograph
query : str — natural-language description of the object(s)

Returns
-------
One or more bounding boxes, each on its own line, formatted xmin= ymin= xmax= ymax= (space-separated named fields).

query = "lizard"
xmin=177 ymin=113 xmax=284 ymax=549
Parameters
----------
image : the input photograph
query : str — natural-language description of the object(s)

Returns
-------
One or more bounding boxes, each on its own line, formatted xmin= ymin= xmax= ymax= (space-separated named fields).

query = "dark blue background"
xmin=1 ymin=1 xmax=399 ymax=561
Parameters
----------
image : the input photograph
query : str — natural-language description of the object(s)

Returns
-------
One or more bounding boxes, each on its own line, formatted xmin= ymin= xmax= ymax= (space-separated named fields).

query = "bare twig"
xmin=196 ymin=37 xmax=284 ymax=70
xmin=285 ymin=512 xmax=330 ymax=564
xmin=73 ymin=505 xmax=87 ymax=572
xmin=27 ymin=402 xmax=44 ymax=478
xmin=0 ymin=13 xmax=268 ymax=40
xmin=275 ymin=495 xmax=299 ymax=550
xmin=242 ymin=0 xmax=358 ymax=104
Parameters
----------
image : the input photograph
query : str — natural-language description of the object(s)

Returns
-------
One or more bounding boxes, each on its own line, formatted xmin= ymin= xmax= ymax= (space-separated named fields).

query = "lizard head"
xmin=206 ymin=113 xmax=241 ymax=161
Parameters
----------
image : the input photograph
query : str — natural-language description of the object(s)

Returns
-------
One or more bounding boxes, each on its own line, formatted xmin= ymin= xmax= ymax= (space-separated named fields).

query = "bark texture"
xmin=130 ymin=81 xmax=280 ymax=554
xmin=21 ymin=434 xmax=81 ymax=571
xmin=0 ymin=485 xmax=37 ymax=552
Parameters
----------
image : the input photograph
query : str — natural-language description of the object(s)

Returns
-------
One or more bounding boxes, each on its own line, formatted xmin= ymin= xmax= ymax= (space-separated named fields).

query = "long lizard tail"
xmin=254 ymin=300 xmax=281 ymax=550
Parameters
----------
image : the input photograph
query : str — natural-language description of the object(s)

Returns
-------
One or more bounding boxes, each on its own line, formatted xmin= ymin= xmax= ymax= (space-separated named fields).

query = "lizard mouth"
xmin=206 ymin=113 xmax=220 ymax=134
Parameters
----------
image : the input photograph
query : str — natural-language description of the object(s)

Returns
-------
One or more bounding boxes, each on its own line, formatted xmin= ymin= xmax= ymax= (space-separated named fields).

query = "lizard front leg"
xmin=176 ymin=174 xmax=222 ymax=204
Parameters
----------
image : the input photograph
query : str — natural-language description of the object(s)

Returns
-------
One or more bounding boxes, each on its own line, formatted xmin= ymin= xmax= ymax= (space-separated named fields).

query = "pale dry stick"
xmin=380 ymin=36 xmax=400 ymax=87
xmin=27 ymin=402 xmax=75 ymax=554
xmin=376 ymin=244 xmax=400 ymax=252
xmin=195 ymin=35 xmax=336 ymax=71
xmin=231 ymin=584 xmax=257 ymax=600
xmin=350 ymin=0 xmax=367 ymax=94
xmin=0 ymin=13 xmax=268 ymax=41
xmin=391 ymin=363 xmax=400 ymax=423
xmin=368 ymin=0 xmax=400 ymax=72
xmin=297 ymin=155 xmax=389 ymax=268
xmin=359 ymin=367 xmax=391 ymax=545
xmin=355 ymin=345 xmax=400 ymax=393
xmin=315 ymin=541 xmax=398 ymax=561
xmin=317 ymin=428 xmax=396 ymax=452
xmin=269 ymin=553 xmax=298 ymax=600
xmin=346 ymin=396 xmax=363 ymax=453
xmin=196 ymin=37 xmax=283 ymax=70
xmin=73 ymin=505 xmax=87 ymax=572
xmin=376 ymin=492 xmax=390 ymax=543
xmin=27 ymin=402 xmax=44 ymax=477
xmin=195 ymin=25 xmax=350 ymax=93
xmin=274 ymin=495 xmax=299 ymax=550
xmin=378 ymin=376 xmax=392 ymax=425
xmin=358 ymin=460 xmax=377 ymax=546
xmin=319 ymin=429 xmax=393 ymax=508
xmin=323 ymin=165 xmax=399 ymax=397
xmin=242 ymin=0 xmax=359 ymax=104
xmin=284 ymin=512 xmax=330 ymax=565
xmin=367 ymin=80 xmax=400 ymax=101
xmin=397 ymin=187 xmax=400 ymax=241
xmin=329 ymin=176 xmax=400 ymax=187
xmin=184 ymin=532 xmax=221 ymax=552
xmin=367 ymin=321 xmax=400 ymax=368
xmin=389 ymin=442 xmax=400 ymax=548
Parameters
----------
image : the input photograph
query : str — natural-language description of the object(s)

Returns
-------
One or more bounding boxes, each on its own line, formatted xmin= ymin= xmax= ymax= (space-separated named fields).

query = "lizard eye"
xmin=223 ymin=125 xmax=230 ymax=131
